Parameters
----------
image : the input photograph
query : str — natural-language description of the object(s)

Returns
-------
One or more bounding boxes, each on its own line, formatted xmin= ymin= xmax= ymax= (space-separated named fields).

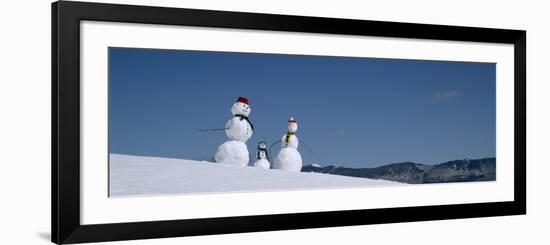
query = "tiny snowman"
xmin=273 ymin=117 xmax=302 ymax=172
xmin=214 ymin=97 xmax=254 ymax=166
xmin=253 ymin=141 xmax=270 ymax=169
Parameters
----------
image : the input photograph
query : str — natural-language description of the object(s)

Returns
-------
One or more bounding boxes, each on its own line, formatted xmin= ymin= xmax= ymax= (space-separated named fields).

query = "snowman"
xmin=253 ymin=141 xmax=270 ymax=169
xmin=273 ymin=117 xmax=302 ymax=172
xmin=214 ymin=97 xmax=254 ymax=166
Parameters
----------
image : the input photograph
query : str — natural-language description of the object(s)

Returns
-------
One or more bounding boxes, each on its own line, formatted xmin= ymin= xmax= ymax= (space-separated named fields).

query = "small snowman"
xmin=273 ymin=117 xmax=302 ymax=172
xmin=253 ymin=141 xmax=270 ymax=169
xmin=214 ymin=97 xmax=254 ymax=166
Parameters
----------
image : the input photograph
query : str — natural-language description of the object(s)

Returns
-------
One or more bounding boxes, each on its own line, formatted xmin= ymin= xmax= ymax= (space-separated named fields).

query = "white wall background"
xmin=0 ymin=0 xmax=548 ymax=244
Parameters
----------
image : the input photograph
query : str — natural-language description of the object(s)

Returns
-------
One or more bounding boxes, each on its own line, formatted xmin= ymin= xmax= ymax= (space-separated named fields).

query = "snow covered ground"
xmin=109 ymin=154 xmax=400 ymax=197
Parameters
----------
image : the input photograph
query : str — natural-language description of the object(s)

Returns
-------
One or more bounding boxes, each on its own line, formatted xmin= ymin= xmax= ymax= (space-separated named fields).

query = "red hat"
xmin=288 ymin=117 xmax=297 ymax=123
xmin=236 ymin=96 xmax=249 ymax=105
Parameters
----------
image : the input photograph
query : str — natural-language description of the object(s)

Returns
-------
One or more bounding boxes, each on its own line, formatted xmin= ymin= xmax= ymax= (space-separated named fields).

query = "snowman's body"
xmin=253 ymin=158 xmax=270 ymax=169
xmin=224 ymin=116 xmax=253 ymax=142
xmin=274 ymin=119 xmax=302 ymax=172
xmin=274 ymin=147 xmax=302 ymax=172
xmin=214 ymin=98 xmax=253 ymax=166
xmin=281 ymin=133 xmax=299 ymax=149
xmin=214 ymin=140 xmax=249 ymax=165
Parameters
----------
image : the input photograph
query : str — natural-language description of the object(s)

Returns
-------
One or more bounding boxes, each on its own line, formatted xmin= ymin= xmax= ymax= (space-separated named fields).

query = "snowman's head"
xmin=258 ymin=141 xmax=267 ymax=150
xmin=288 ymin=117 xmax=298 ymax=133
xmin=231 ymin=97 xmax=250 ymax=117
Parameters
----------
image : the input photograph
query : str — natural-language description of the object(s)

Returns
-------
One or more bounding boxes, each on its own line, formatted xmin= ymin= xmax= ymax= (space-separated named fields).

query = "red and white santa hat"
xmin=236 ymin=96 xmax=249 ymax=105
xmin=288 ymin=117 xmax=297 ymax=124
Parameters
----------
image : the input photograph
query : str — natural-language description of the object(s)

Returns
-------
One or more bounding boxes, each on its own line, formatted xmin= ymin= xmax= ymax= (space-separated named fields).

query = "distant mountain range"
xmin=302 ymin=158 xmax=496 ymax=184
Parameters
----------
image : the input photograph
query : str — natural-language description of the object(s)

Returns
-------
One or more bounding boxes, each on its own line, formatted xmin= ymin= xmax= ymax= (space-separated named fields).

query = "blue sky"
xmin=108 ymin=47 xmax=496 ymax=168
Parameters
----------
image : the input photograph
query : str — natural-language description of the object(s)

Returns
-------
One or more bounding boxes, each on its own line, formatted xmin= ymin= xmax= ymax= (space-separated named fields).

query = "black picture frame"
xmin=52 ymin=1 xmax=526 ymax=244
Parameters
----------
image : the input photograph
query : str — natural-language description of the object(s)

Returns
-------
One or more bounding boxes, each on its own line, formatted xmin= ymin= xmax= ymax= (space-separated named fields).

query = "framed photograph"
xmin=52 ymin=1 xmax=526 ymax=244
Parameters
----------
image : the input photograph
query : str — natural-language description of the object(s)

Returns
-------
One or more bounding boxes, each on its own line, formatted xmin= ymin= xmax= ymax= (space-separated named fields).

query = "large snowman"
xmin=214 ymin=97 xmax=254 ymax=166
xmin=273 ymin=117 xmax=302 ymax=172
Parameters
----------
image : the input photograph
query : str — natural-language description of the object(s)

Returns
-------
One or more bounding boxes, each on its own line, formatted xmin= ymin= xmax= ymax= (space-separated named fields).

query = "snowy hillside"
xmin=109 ymin=154 xmax=400 ymax=197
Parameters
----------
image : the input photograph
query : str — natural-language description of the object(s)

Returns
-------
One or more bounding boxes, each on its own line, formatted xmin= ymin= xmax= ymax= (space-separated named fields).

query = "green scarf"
xmin=285 ymin=131 xmax=295 ymax=145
